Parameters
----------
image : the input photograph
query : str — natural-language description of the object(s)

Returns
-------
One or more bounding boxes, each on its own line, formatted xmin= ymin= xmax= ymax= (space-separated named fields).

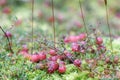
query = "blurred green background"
xmin=0 ymin=0 xmax=120 ymax=38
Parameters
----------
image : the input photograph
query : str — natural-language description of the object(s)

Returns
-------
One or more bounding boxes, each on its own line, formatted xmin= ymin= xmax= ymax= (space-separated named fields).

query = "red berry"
xmin=14 ymin=19 xmax=22 ymax=26
xmin=48 ymin=16 xmax=54 ymax=23
xmin=4 ymin=31 xmax=12 ymax=38
xmin=2 ymin=7 xmax=11 ymax=14
xmin=47 ymin=67 xmax=54 ymax=74
xmin=74 ymin=59 xmax=81 ymax=67
xmin=96 ymin=37 xmax=103 ymax=45
xmin=71 ymin=43 xmax=80 ymax=52
xmin=69 ymin=36 xmax=78 ymax=42
xmin=38 ymin=52 xmax=46 ymax=61
xmin=49 ymin=49 xmax=57 ymax=56
xmin=64 ymin=37 xmax=70 ymax=43
xmin=30 ymin=54 xmax=39 ymax=63
xmin=78 ymin=33 xmax=86 ymax=41
xmin=49 ymin=55 xmax=59 ymax=61
xmin=47 ymin=61 xmax=59 ymax=73
xmin=0 ymin=0 xmax=6 ymax=6
xmin=58 ymin=65 xmax=66 ymax=73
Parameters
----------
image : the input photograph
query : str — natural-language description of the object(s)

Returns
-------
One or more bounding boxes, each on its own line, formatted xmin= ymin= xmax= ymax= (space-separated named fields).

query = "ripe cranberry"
xmin=71 ymin=43 xmax=80 ymax=52
xmin=47 ymin=61 xmax=59 ymax=73
xmin=50 ymin=55 xmax=59 ymax=61
xmin=49 ymin=49 xmax=57 ymax=56
xmin=0 ymin=0 xmax=6 ymax=6
xmin=69 ymin=36 xmax=78 ymax=42
xmin=74 ymin=59 xmax=81 ymax=67
xmin=96 ymin=37 xmax=103 ymax=45
xmin=30 ymin=54 xmax=39 ymax=63
xmin=64 ymin=37 xmax=70 ymax=43
xmin=38 ymin=52 xmax=46 ymax=61
xmin=14 ymin=19 xmax=22 ymax=26
xmin=47 ymin=67 xmax=54 ymax=74
xmin=78 ymin=33 xmax=86 ymax=41
xmin=48 ymin=16 xmax=54 ymax=23
xmin=2 ymin=7 xmax=11 ymax=14
xmin=4 ymin=31 xmax=12 ymax=38
xmin=58 ymin=65 xmax=66 ymax=73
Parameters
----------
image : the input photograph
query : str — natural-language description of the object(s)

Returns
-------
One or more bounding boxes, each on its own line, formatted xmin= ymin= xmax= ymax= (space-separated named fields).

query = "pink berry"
xmin=14 ymin=19 xmax=22 ymax=26
xmin=2 ymin=7 xmax=11 ymax=14
xmin=47 ymin=61 xmax=59 ymax=73
xmin=0 ymin=0 xmax=6 ymax=6
xmin=4 ymin=31 xmax=12 ymax=38
xmin=30 ymin=54 xmax=39 ymax=63
xmin=69 ymin=36 xmax=78 ymax=42
xmin=73 ymin=59 xmax=81 ymax=67
xmin=71 ymin=43 xmax=80 ymax=52
xmin=78 ymin=33 xmax=86 ymax=41
xmin=96 ymin=37 xmax=103 ymax=45
xmin=38 ymin=52 xmax=46 ymax=61
xmin=50 ymin=55 xmax=59 ymax=61
xmin=64 ymin=37 xmax=70 ymax=43
xmin=58 ymin=65 xmax=66 ymax=73
xmin=49 ymin=49 xmax=56 ymax=56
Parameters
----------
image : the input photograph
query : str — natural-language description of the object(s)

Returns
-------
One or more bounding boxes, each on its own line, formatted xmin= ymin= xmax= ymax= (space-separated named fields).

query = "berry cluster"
xmin=18 ymin=32 xmax=109 ymax=74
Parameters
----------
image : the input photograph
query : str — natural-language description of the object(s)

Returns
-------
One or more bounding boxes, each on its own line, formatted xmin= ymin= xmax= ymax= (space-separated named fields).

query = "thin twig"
xmin=51 ymin=0 xmax=56 ymax=48
xmin=0 ymin=26 xmax=14 ymax=53
xmin=104 ymin=0 xmax=113 ymax=52
xmin=78 ymin=0 xmax=88 ymax=37
xmin=31 ymin=0 xmax=34 ymax=54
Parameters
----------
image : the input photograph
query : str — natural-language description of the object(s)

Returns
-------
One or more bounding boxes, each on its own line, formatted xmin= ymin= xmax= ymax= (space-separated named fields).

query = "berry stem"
xmin=51 ymin=0 xmax=56 ymax=48
xmin=31 ymin=0 xmax=34 ymax=54
xmin=104 ymin=0 xmax=113 ymax=52
xmin=0 ymin=26 xmax=14 ymax=53
xmin=78 ymin=0 xmax=88 ymax=38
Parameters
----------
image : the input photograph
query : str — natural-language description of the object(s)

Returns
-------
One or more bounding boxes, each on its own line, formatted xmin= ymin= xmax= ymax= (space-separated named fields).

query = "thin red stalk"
xmin=0 ymin=26 xmax=14 ymax=53
xmin=51 ymin=0 xmax=56 ymax=48
xmin=104 ymin=0 xmax=113 ymax=52
xmin=78 ymin=0 xmax=88 ymax=37
xmin=31 ymin=0 xmax=34 ymax=54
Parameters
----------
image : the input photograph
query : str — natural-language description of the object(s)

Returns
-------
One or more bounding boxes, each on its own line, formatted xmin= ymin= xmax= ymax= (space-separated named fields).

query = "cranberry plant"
xmin=0 ymin=0 xmax=120 ymax=80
